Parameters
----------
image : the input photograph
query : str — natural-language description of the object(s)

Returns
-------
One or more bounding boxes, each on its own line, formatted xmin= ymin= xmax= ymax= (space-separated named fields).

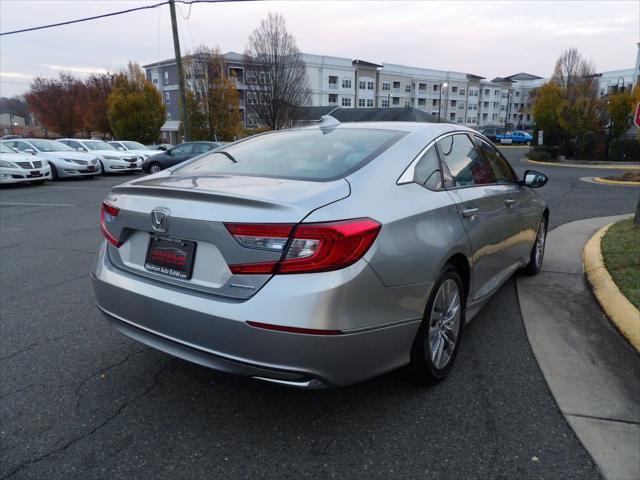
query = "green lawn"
xmin=601 ymin=219 xmax=640 ymax=309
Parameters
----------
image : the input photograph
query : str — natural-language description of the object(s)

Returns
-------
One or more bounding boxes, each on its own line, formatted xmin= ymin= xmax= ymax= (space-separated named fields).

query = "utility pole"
xmin=169 ymin=0 xmax=190 ymax=142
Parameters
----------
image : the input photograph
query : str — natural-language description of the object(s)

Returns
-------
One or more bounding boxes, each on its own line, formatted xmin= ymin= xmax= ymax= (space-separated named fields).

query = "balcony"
xmin=328 ymin=83 xmax=338 ymax=90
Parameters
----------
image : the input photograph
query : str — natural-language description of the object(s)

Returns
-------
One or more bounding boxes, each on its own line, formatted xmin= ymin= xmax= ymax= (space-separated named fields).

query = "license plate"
xmin=128 ymin=164 xmax=137 ymax=168
xmin=145 ymin=236 xmax=196 ymax=279
xmin=28 ymin=171 xmax=42 ymax=177
xmin=87 ymin=165 xmax=96 ymax=171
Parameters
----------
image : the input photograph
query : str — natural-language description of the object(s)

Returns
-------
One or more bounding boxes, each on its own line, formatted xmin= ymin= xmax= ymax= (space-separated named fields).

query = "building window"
xmin=451 ymin=86 xmax=458 ymax=93
xmin=165 ymin=91 xmax=170 ymax=104
xmin=166 ymin=113 xmax=171 ymax=121
xmin=482 ymin=113 xmax=488 ymax=120
xmin=247 ymin=92 xmax=257 ymax=105
xmin=418 ymin=98 xmax=426 ymax=106
xmin=526 ymin=114 xmax=531 ymax=121
xmin=366 ymin=99 xmax=374 ymax=107
xmin=451 ymin=100 xmax=457 ymax=107
xmin=494 ymin=90 xmax=499 ymax=96
xmin=434 ymin=84 xmax=439 ymax=91
xmin=342 ymin=78 xmax=352 ymax=89
xmin=459 ymin=89 xmax=466 ymax=96
xmin=393 ymin=81 xmax=401 ymax=90
xmin=484 ymin=89 xmax=490 ymax=95
xmin=382 ymin=82 xmax=390 ymax=91
xmin=328 ymin=93 xmax=338 ymax=104
xmin=432 ymin=99 xmax=438 ymax=106
xmin=458 ymin=103 xmax=464 ymax=110
xmin=418 ymin=83 xmax=427 ymax=91
xmin=381 ymin=98 xmax=389 ymax=108
xmin=152 ymin=77 xmax=158 ymax=85
xmin=358 ymin=98 xmax=365 ymax=107
xmin=405 ymin=84 xmax=411 ymax=93
xmin=392 ymin=97 xmax=400 ymax=105
xmin=404 ymin=99 xmax=411 ymax=107
xmin=515 ymin=91 xmax=520 ymax=97
xmin=341 ymin=97 xmax=352 ymax=107
xmin=164 ymin=71 xmax=169 ymax=84
xmin=449 ymin=113 xmax=456 ymax=120
xmin=246 ymin=71 xmax=257 ymax=83
xmin=483 ymin=101 xmax=489 ymax=108
xmin=493 ymin=102 xmax=499 ymax=108
xmin=328 ymin=75 xmax=338 ymax=84
xmin=359 ymin=80 xmax=366 ymax=90
xmin=367 ymin=81 xmax=374 ymax=90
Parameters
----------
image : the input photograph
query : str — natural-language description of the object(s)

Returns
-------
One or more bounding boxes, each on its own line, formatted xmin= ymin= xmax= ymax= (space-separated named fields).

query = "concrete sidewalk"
xmin=518 ymin=214 xmax=640 ymax=480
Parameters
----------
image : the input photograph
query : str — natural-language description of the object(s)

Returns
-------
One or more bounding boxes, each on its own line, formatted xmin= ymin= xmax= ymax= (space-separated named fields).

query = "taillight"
xmin=100 ymin=201 xmax=122 ymax=247
xmin=225 ymin=218 xmax=381 ymax=274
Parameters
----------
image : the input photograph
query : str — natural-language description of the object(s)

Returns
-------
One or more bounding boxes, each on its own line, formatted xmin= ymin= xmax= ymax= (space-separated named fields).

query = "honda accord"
xmin=92 ymin=119 xmax=548 ymax=389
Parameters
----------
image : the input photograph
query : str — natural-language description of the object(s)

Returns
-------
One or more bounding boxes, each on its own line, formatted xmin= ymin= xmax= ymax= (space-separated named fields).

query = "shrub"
xmin=609 ymin=138 xmax=640 ymax=162
xmin=527 ymin=145 xmax=556 ymax=161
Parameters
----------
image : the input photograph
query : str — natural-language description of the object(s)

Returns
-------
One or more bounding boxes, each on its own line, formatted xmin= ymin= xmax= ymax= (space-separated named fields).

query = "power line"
xmin=0 ymin=0 xmax=251 ymax=37
xmin=0 ymin=1 xmax=169 ymax=36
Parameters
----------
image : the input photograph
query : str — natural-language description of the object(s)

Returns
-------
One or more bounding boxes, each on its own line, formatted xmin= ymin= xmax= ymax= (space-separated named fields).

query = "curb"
xmin=583 ymin=223 xmax=640 ymax=352
xmin=593 ymin=177 xmax=640 ymax=186
xmin=527 ymin=159 xmax=640 ymax=170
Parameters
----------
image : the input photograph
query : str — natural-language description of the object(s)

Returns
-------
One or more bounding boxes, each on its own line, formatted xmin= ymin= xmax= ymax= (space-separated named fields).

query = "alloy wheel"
xmin=427 ymin=279 xmax=461 ymax=370
xmin=150 ymin=164 xmax=161 ymax=174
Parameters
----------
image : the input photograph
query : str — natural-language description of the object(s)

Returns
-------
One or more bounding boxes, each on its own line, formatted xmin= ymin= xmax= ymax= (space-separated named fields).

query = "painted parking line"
xmin=0 ymin=202 xmax=76 ymax=207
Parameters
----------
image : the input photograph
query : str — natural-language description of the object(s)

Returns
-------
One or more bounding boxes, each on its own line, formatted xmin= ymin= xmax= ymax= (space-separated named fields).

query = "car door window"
xmin=67 ymin=140 xmax=82 ymax=150
xmin=191 ymin=143 xmax=212 ymax=154
xmin=412 ymin=145 xmax=442 ymax=190
xmin=11 ymin=141 xmax=31 ymax=151
xmin=476 ymin=138 xmax=516 ymax=184
xmin=436 ymin=133 xmax=496 ymax=187
xmin=171 ymin=144 xmax=192 ymax=155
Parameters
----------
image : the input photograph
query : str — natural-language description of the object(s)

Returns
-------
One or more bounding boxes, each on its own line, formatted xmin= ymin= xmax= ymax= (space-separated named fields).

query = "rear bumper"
xmin=92 ymin=241 xmax=424 ymax=387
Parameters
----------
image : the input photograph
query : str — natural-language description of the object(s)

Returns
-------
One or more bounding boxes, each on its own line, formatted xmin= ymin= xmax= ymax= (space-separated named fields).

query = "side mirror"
xmin=165 ymin=148 xmax=172 ymax=155
xmin=116 ymin=146 xmax=125 ymax=151
xmin=521 ymin=169 xmax=547 ymax=188
xmin=76 ymin=147 xmax=87 ymax=152
xmin=24 ymin=148 xmax=36 ymax=155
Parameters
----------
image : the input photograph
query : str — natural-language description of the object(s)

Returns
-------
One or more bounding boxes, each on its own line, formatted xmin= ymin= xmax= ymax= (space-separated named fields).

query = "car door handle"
xmin=505 ymin=198 xmax=515 ymax=207
xmin=461 ymin=207 xmax=479 ymax=218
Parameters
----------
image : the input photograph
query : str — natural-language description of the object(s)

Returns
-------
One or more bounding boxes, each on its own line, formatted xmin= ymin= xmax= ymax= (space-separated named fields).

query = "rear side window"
xmin=176 ymin=128 xmax=406 ymax=181
xmin=476 ymin=138 xmax=516 ymax=184
xmin=436 ymin=134 xmax=496 ymax=187
xmin=413 ymin=146 xmax=442 ymax=190
xmin=192 ymin=143 xmax=212 ymax=154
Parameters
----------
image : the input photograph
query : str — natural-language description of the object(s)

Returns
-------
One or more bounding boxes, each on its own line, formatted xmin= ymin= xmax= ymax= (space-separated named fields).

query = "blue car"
xmin=495 ymin=130 xmax=533 ymax=145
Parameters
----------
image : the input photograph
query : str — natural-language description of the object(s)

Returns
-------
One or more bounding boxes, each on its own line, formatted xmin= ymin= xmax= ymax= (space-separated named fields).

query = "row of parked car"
xmin=0 ymin=138 xmax=222 ymax=185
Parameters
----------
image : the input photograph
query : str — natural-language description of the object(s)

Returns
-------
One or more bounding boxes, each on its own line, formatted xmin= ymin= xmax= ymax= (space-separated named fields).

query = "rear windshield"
xmin=175 ymin=128 xmax=406 ymax=181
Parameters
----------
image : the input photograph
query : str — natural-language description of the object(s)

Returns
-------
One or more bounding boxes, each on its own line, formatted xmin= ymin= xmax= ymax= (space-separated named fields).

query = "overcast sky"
xmin=1 ymin=0 xmax=638 ymax=97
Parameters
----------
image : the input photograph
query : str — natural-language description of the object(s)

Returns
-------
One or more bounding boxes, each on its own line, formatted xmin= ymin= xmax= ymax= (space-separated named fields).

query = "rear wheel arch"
xmin=444 ymin=252 xmax=470 ymax=300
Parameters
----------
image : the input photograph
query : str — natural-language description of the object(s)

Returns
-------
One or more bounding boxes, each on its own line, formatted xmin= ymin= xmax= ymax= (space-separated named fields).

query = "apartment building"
xmin=144 ymin=45 xmax=638 ymax=141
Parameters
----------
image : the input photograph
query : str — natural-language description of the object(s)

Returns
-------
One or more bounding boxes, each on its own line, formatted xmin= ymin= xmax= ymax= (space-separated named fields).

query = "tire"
xmin=409 ymin=265 xmax=465 ymax=383
xmin=49 ymin=163 xmax=58 ymax=180
xmin=148 ymin=162 xmax=162 ymax=174
xmin=526 ymin=141 xmax=532 ymax=146
xmin=521 ymin=216 xmax=547 ymax=276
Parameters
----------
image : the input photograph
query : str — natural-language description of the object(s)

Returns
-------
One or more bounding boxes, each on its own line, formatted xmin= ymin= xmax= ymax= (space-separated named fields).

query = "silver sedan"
xmin=92 ymin=120 xmax=548 ymax=389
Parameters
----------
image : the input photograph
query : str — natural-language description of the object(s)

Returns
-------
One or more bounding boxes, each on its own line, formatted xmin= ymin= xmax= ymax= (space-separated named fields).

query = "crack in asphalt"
xmin=1 ymin=359 xmax=172 ymax=479
xmin=73 ymin=348 xmax=149 ymax=410
xmin=0 ymin=334 xmax=69 ymax=363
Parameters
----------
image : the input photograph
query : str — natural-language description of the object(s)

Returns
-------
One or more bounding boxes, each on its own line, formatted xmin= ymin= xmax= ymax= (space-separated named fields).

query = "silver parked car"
xmin=92 ymin=120 xmax=548 ymax=389
xmin=2 ymin=138 xmax=101 ymax=179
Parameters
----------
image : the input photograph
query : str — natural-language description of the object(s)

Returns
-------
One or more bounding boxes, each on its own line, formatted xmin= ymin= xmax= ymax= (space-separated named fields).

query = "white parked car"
xmin=2 ymin=138 xmax=100 ymax=179
xmin=107 ymin=140 xmax=160 ymax=160
xmin=57 ymin=139 xmax=142 ymax=173
xmin=0 ymin=142 xmax=51 ymax=184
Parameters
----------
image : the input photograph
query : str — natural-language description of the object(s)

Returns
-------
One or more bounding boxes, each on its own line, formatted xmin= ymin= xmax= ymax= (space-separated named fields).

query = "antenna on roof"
xmin=319 ymin=109 xmax=340 ymax=132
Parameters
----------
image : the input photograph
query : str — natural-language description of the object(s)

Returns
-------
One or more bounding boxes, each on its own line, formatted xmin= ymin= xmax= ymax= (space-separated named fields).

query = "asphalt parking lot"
xmin=1 ymin=148 xmax=637 ymax=479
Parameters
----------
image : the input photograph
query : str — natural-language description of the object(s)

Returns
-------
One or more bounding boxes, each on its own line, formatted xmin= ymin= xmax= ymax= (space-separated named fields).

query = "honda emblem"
xmin=151 ymin=208 xmax=170 ymax=233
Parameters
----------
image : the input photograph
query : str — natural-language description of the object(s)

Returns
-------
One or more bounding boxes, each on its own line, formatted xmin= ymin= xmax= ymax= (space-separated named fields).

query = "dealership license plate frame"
xmin=144 ymin=235 xmax=197 ymax=280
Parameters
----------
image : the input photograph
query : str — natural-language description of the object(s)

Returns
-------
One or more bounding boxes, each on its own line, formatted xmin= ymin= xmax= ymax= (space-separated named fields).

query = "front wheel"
xmin=521 ymin=216 xmax=547 ymax=276
xmin=409 ymin=265 xmax=465 ymax=383
xmin=148 ymin=162 xmax=162 ymax=174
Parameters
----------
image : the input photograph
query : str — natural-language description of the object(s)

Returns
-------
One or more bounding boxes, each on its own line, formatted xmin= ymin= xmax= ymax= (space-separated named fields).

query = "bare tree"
xmin=244 ymin=13 xmax=311 ymax=130
xmin=184 ymin=46 xmax=241 ymax=140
